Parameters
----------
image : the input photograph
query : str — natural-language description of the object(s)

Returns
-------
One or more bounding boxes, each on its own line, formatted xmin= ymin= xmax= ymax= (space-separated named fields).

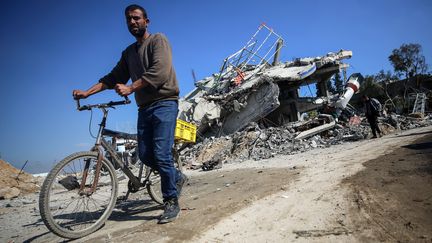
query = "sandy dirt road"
xmin=196 ymin=127 xmax=432 ymax=243
xmin=1 ymin=126 xmax=431 ymax=242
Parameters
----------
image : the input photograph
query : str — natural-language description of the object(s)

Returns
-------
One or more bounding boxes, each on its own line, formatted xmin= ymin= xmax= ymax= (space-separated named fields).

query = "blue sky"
xmin=0 ymin=0 xmax=431 ymax=173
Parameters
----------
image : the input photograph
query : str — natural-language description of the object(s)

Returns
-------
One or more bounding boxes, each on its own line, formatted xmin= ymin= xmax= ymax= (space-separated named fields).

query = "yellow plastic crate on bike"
xmin=175 ymin=119 xmax=197 ymax=143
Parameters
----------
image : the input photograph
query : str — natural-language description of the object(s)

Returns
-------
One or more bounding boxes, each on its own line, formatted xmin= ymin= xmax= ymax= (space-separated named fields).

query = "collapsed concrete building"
xmin=178 ymin=24 xmax=361 ymax=140
xmin=175 ymin=25 xmax=432 ymax=170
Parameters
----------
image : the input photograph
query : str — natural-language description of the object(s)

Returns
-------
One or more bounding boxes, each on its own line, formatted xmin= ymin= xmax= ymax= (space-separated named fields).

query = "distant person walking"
xmin=362 ymin=95 xmax=382 ymax=138
xmin=72 ymin=4 xmax=186 ymax=224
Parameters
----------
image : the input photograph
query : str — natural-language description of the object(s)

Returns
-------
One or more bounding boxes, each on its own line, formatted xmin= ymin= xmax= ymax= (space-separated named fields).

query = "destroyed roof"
xmin=262 ymin=50 xmax=352 ymax=83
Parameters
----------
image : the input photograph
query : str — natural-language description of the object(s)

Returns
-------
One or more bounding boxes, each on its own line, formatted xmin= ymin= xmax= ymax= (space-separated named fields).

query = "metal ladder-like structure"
xmin=412 ymin=93 xmax=426 ymax=114
xmin=213 ymin=24 xmax=284 ymax=90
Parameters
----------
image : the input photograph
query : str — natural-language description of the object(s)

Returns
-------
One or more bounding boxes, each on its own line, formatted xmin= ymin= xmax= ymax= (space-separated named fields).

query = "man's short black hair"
xmin=125 ymin=4 xmax=147 ymax=18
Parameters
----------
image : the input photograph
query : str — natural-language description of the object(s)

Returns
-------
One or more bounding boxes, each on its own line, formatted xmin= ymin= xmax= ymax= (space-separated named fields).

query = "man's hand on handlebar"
xmin=72 ymin=83 xmax=130 ymax=111
xmin=115 ymin=84 xmax=133 ymax=97
xmin=73 ymin=90 xmax=90 ymax=100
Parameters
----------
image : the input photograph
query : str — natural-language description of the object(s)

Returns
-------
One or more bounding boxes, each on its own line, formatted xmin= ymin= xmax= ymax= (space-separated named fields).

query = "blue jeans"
xmin=137 ymin=100 xmax=180 ymax=200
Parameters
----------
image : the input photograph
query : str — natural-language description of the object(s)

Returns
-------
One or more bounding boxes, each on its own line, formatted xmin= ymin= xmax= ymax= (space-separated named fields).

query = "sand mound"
xmin=0 ymin=159 xmax=40 ymax=199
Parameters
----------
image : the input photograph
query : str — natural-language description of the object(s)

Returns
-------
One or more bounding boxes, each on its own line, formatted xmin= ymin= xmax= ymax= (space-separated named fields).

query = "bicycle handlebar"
xmin=76 ymin=96 xmax=131 ymax=111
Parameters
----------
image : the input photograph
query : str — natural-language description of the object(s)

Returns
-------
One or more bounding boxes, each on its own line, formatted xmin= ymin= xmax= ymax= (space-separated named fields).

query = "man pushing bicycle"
xmin=72 ymin=4 xmax=187 ymax=224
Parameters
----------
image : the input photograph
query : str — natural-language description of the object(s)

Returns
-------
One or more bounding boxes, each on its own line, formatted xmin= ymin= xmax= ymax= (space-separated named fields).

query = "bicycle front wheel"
xmin=39 ymin=151 xmax=118 ymax=239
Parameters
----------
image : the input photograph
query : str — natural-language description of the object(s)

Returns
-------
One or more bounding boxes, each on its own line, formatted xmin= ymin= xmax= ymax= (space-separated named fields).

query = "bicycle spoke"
xmin=66 ymin=163 xmax=75 ymax=174
xmin=52 ymin=195 xmax=79 ymax=218
xmin=85 ymin=197 xmax=97 ymax=224
xmin=89 ymin=197 xmax=103 ymax=212
xmin=68 ymin=197 xmax=83 ymax=230
xmin=79 ymin=198 xmax=88 ymax=231
xmin=72 ymin=160 xmax=78 ymax=178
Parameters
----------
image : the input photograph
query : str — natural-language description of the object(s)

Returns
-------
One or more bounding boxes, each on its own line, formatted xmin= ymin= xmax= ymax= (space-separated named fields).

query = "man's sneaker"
xmin=176 ymin=172 xmax=188 ymax=197
xmin=158 ymin=198 xmax=180 ymax=224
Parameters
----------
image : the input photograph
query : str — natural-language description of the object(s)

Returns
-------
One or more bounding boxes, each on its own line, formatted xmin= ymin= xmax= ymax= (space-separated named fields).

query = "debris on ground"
xmin=180 ymin=115 xmax=432 ymax=170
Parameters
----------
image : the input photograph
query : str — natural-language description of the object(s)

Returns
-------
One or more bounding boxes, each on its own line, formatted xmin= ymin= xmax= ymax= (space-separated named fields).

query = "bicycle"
xmin=39 ymin=97 xmax=183 ymax=239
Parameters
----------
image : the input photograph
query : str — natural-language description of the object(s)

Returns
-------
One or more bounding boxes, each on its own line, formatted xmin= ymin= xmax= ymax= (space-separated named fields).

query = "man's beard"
xmin=129 ymin=26 xmax=146 ymax=38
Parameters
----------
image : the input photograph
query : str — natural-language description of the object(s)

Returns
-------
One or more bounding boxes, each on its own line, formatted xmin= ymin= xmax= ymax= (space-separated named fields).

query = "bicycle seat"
xmin=102 ymin=129 xmax=138 ymax=140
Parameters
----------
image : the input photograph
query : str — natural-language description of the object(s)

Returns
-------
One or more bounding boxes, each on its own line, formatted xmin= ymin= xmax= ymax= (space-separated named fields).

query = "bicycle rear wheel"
xmin=146 ymin=152 xmax=183 ymax=205
xmin=39 ymin=151 xmax=118 ymax=239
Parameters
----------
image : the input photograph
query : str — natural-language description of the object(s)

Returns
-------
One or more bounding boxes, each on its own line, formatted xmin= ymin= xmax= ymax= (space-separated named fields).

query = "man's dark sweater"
xmin=99 ymin=33 xmax=179 ymax=107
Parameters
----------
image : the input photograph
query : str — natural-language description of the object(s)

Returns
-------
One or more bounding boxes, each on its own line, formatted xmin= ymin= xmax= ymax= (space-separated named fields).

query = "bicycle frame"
xmin=76 ymin=98 xmax=143 ymax=196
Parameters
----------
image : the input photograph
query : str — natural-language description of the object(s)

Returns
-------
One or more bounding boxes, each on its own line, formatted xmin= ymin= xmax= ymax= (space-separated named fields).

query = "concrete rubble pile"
xmin=179 ymin=121 xmax=368 ymax=170
xmin=383 ymin=113 xmax=432 ymax=130
xmin=179 ymin=114 xmax=431 ymax=170
xmin=176 ymin=25 xmax=431 ymax=170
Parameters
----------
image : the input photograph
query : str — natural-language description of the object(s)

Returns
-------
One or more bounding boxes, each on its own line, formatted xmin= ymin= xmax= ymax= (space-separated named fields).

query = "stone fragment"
xmin=0 ymin=187 xmax=21 ymax=200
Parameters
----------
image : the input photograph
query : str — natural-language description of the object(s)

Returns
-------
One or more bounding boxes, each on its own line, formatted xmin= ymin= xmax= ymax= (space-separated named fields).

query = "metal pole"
xmin=16 ymin=160 xmax=29 ymax=180
xmin=272 ymin=38 xmax=283 ymax=66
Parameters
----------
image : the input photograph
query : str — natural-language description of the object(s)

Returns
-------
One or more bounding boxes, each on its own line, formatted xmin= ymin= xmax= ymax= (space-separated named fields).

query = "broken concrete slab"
xmin=262 ymin=63 xmax=317 ymax=81
xmin=192 ymin=98 xmax=221 ymax=122
xmin=295 ymin=121 xmax=337 ymax=140
xmin=221 ymin=82 xmax=280 ymax=135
